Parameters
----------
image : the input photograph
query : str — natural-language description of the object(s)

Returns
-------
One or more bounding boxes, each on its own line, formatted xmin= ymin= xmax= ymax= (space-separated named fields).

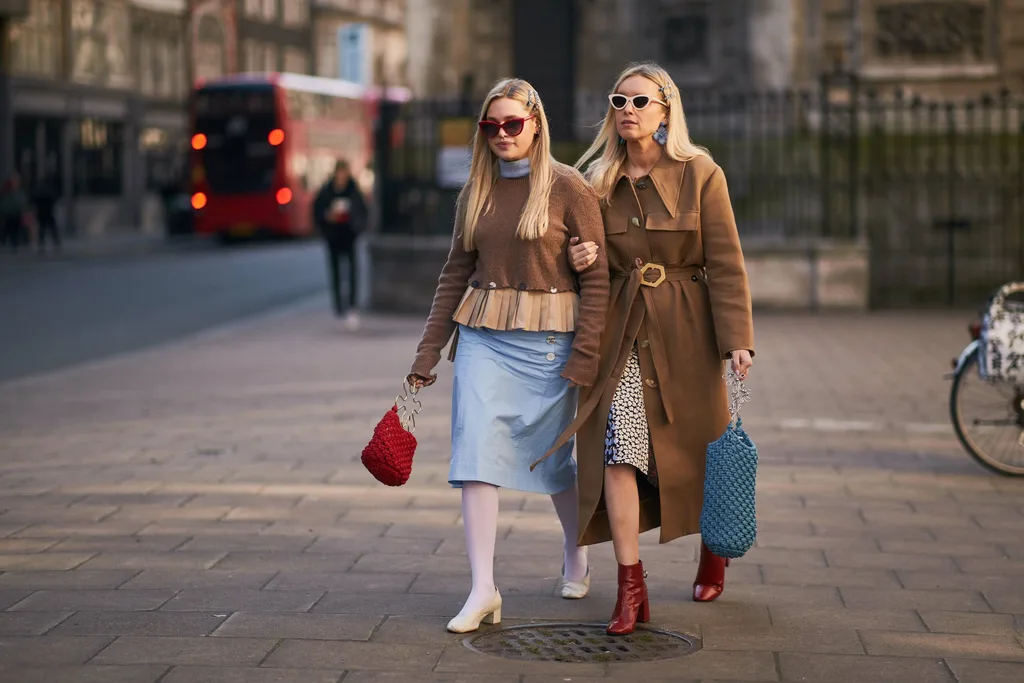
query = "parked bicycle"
xmin=948 ymin=282 xmax=1024 ymax=476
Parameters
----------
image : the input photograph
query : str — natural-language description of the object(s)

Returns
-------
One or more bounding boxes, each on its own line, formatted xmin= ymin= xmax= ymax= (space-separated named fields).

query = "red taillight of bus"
xmin=276 ymin=188 xmax=292 ymax=205
xmin=191 ymin=134 xmax=207 ymax=150
xmin=191 ymin=192 xmax=207 ymax=210
xmin=268 ymin=129 xmax=285 ymax=146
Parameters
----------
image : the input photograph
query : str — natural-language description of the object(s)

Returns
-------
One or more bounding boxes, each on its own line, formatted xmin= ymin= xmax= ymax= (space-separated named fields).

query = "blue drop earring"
xmin=618 ymin=136 xmax=626 ymax=145
xmin=653 ymin=121 xmax=668 ymax=146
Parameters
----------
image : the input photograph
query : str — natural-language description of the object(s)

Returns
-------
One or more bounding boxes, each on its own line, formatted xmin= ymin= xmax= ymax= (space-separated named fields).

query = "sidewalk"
xmin=0 ymin=308 xmax=1022 ymax=682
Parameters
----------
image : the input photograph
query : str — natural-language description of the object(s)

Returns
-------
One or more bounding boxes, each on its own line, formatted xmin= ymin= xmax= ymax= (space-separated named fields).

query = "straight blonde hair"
xmin=458 ymin=78 xmax=553 ymax=250
xmin=576 ymin=62 xmax=710 ymax=202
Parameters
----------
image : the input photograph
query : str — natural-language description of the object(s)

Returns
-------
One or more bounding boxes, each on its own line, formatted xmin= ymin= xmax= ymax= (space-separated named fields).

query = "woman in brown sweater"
xmin=544 ymin=62 xmax=755 ymax=635
xmin=408 ymin=78 xmax=609 ymax=633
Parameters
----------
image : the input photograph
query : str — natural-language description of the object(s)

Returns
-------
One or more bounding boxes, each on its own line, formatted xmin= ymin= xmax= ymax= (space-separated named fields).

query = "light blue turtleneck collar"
xmin=498 ymin=157 xmax=531 ymax=179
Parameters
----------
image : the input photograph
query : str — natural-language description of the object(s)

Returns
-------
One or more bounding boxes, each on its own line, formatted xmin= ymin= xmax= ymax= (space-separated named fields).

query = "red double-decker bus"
xmin=188 ymin=72 xmax=410 ymax=241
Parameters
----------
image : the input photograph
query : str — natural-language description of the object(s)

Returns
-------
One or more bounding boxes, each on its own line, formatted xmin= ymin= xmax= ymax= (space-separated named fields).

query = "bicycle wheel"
xmin=950 ymin=348 xmax=1024 ymax=476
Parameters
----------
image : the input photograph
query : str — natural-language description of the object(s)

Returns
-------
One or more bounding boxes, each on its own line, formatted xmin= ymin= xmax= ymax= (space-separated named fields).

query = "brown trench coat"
xmin=534 ymin=153 xmax=754 ymax=546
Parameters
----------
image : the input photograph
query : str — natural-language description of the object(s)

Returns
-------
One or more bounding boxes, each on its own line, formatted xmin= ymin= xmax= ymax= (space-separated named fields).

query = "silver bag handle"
xmin=395 ymin=382 xmax=422 ymax=432
xmin=724 ymin=367 xmax=751 ymax=423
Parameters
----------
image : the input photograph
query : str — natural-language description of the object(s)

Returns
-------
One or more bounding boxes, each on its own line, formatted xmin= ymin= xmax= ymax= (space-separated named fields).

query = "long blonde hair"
xmin=576 ymin=62 xmax=710 ymax=201
xmin=458 ymin=78 xmax=554 ymax=250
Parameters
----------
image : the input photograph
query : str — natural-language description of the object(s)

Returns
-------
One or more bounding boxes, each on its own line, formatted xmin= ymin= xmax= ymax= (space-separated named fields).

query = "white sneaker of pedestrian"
xmin=344 ymin=310 xmax=360 ymax=331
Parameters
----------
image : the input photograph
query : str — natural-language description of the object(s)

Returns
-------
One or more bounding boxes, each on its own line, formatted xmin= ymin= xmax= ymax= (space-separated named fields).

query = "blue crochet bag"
xmin=700 ymin=369 xmax=758 ymax=559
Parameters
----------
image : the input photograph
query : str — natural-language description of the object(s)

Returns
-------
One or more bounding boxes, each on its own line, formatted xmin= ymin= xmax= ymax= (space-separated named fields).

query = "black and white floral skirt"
xmin=603 ymin=347 xmax=658 ymax=487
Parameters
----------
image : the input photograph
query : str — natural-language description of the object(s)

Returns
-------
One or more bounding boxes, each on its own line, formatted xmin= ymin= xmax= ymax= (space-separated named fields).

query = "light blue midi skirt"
xmin=450 ymin=324 xmax=578 ymax=495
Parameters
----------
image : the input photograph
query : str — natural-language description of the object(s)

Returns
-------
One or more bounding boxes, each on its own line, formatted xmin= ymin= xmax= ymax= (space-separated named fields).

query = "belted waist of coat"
xmin=610 ymin=263 xmax=706 ymax=284
xmin=530 ymin=262 xmax=704 ymax=471
xmin=608 ymin=262 xmax=705 ymax=427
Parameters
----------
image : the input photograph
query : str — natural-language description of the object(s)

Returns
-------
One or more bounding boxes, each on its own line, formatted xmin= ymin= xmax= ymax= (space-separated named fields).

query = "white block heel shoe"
xmin=560 ymin=564 xmax=591 ymax=599
xmin=446 ymin=588 xmax=502 ymax=633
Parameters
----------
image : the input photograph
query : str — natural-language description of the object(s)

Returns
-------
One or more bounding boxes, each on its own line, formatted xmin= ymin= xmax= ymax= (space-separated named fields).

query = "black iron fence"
xmin=377 ymin=76 xmax=1024 ymax=308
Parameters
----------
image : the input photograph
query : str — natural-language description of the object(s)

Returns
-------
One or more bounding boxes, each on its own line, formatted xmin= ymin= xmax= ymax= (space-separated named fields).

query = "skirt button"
xmin=546 ymin=352 xmax=556 ymax=361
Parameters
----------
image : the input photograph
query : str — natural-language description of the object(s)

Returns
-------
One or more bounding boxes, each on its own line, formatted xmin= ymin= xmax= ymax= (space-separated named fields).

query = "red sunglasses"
xmin=478 ymin=115 xmax=536 ymax=139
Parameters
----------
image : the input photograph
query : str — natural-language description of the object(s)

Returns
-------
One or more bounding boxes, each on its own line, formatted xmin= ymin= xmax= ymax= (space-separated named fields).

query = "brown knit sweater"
xmin=410 ymin=161 xmax=609 ymax=386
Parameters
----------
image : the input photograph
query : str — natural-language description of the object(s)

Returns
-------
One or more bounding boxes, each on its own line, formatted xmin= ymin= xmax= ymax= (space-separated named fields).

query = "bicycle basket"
xmin=980 ymin=282 xmax=1024 ymax=383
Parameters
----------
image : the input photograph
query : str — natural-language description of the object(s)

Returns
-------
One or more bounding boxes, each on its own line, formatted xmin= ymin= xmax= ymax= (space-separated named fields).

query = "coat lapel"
xmin=647 ymin=155 xmax=686 ymax=217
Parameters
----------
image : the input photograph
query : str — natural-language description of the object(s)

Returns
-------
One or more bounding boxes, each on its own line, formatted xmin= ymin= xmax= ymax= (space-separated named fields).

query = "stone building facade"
xmin=2 ymin=0 xmax=191 ymax=236
xmin=189 ymin=0 xmax=236 ymax=83
xmin=406 ymin=0 xmax=792 ymax=133
xmin=0 ymin=1 xmax=30 ymax=180
xmin=236 ymin=0 xmax=312 ymax=75
xmin=816 ymin=0 xmax=1024 ymax=99
xmin=405 ymin=0 xmax=509 ymax=98
xmin=408 ymin=0 xmax=1024 ymax=133
xmin=313 ymin=0 xmax=407 ymax=87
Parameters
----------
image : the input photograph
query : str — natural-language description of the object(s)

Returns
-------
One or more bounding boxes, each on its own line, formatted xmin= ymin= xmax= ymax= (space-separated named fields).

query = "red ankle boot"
xmin=607 ymin=560 xmax=650 ymax=635
xmin=693 ymin=542 xmax=730 ymax=602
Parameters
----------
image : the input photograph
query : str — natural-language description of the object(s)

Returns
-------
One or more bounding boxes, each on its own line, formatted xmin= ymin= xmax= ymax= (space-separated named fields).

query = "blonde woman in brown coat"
xmin=535 ymin=62 xmax=755 ymax=635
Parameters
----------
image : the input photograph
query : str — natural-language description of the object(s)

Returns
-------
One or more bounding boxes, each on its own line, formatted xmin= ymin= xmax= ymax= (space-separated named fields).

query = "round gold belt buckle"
xmin=639 ymin=263 xmax=666 ymax=287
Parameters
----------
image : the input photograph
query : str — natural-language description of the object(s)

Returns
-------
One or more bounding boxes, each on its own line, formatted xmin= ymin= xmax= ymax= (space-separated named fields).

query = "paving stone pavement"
xmin=0 ymin=306 xmax=1022 ymax=682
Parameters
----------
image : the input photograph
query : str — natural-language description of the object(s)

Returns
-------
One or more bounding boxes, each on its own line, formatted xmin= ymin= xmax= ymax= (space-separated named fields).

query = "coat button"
xmin=546 ymin=352 xmax=556 ymax=361
xmin=546 ymin=335 xmax=556 ymax=344
xmin=550 ymin=286 xmax=557 ymax=293
xmin=471 ymin=280 xmax=479 ymax=288
xmin=488 ymin=282 xmax=497 ymax=289
xmin=518 ymin=283 xmax=527 ymax=290
xmin=691 ymin=275 xmax=699 ymax=282
xmin=639 ymin=339 xmax=650 ymax=348
xmin=630 ymin=217 xmax=640 ymax=227
xmin=644 ymin=378 xmax=657 ymax=388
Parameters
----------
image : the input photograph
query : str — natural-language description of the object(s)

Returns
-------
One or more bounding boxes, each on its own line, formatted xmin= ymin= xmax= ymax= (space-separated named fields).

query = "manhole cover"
xmin=464 ymin=622 xmax=700 ymax=663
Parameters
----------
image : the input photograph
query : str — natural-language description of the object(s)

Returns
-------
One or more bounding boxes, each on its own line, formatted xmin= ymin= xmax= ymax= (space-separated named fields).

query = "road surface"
xmin=0 ymin=242 xmax=332 ymax=382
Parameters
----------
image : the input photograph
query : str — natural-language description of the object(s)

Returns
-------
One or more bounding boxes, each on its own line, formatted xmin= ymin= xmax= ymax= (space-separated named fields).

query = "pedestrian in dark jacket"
xmin=33 ymin=177 xmax=60 ymax=251
xmin=313 ymin=159 xmax=369 ymax=330
xmin=0 ymin=174 xmax=30 ymax=252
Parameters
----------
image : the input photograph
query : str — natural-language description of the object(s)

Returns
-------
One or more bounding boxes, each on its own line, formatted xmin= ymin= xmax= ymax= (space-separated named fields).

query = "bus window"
xmin=194 ymin=85 xmax=280 ymax=195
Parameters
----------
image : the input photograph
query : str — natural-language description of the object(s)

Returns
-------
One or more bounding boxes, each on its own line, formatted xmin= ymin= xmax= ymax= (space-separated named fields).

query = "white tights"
xmin=459 ymin=481 xmax=499 ymax=612
xmin=456 ymin=481 xmax=589 ymax=617
xmin=550 ymin=484 xmax=589 ymax=582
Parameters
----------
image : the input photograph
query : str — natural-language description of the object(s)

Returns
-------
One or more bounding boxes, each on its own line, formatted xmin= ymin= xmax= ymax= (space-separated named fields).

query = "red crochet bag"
xmin=361 ymin=383 xmax=422 ymax=487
